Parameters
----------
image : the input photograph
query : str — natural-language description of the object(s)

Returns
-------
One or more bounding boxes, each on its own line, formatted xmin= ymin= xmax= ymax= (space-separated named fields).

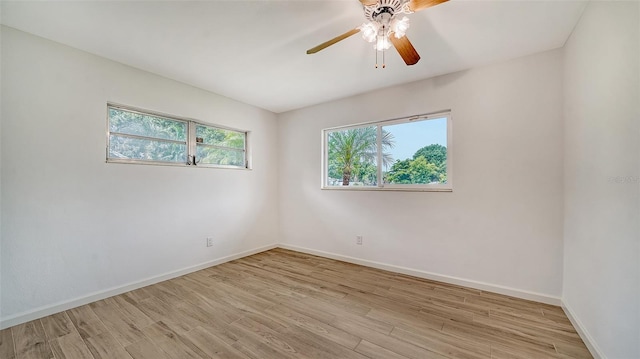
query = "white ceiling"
xmin=1 ymin=0 xmax=586 ymax=113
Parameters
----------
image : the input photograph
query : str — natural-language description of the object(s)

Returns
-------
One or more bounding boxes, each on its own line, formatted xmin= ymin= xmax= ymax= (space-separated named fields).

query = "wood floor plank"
xmin=235 ymin=261 xmax=348 ymax=300
xmin=141 ymin=321 xmax=208 ymax=359
xmin=480 ymin=310 xmax=582 ymax=345
xmin=89 ymin=300 xmax=148 ymax=347
xmin=12 ymin=320 xmax=54 ymax=359
xmin=0 ymin=327 xmax=16 ymax=359
xmin=464 ymin=294 xmax=551 ymax=318
xmin=490 ymin=342 xmax=574 ymax=359
xmin=206 ymin=265 xmax=272 ymax=294
xmin=41 ymin=312 xmax=74 ymax=340
xmin=554 ymin=340 xmax=593 ymax=358
xmin=120 ymin=288 xmax=152 ymax=304
xmin=442 ymin=320 xmax=559 ymax=356
xmin=307 ymin=270 xmax=379 ymax=294
xmin=420 ymin=300 xmax=477 ymax=323
xmin=277 ymin=326 xmax=369 ymax=359
xmin=473 ymin=314 xmax=582 ymax=348
xmin=489 ymin=307 xmax=574 ymax=334
xmin=135 ymin=297 xmax=197 ymax=333
xmin=321 ymin=267 xmax=393 ymax=291
xmin=386 ymin=283 xmax=466 ymax=303
xmin=339 ymin=288 xmax=416 ymax=313
xmin=227 ymin=316 xmax=302 ymax=359
xmin=355 ymin=339 xmax=411 ymax=359
xmin=124 ymin=338 xmax=171 ymax=359
xmin=390 ymin=325 xmax=490 ymax=359
xmin=351 ymin=328 xmax=449 ymax=359
xmin=264 ymin=304 xmax=362 ymax=349
xmin=182 ymin=290 xmax=244 ymax=325
xmin=490 ymin=344 xmax=536 ymax=359
xmin=48 ymin=332 xmax=94 ymax=359
xmin=234 ymin=313 xmax=369 ymax=359
xmin=104 ymin=296 xmax=154 ymax=329
xmin=296 ymin=289 xmax=372 ymax=317
xmin=66 ymin=306 xmax=108 ymax=340
xmin=83 ymin=332 xmax=132 ymax=359
xmin=182 ymin=326 xmax=250 ymax=359
xmin=366 ymin=306 xmax=445 ymax=332
xmin=256 ymin=289 xmax=337 ymax=324
xmin=5 ymin=249 xmax=592 ymax=359
xmin=201 ymin=280 xmax=275 ymax=315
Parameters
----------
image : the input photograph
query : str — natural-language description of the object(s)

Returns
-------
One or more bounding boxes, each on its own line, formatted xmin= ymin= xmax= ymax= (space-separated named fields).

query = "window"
xmin=322 ymin=111 xmax=451 ymax=191
xmin=107 ymin=104 xmax=249 ymax=169
xmin=195 ymin=124 xmax=246 ymax=167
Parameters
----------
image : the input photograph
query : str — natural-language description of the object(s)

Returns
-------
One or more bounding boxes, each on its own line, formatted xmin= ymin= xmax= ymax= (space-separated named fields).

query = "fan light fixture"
xmin=360 ymin=16 xmax=411 ymax=49
xmin=306 ymin=0 xmax=449 ymax=68
xmin=392 ymin=16 xmax=411 ymax=38
xmin=361 ymin=0 xmax=414 ymax=68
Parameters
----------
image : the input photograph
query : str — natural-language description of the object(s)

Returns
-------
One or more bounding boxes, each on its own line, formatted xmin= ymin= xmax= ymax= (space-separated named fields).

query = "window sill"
xmin=321 ymin=186 xmax=452 ymax=192
xmin=106 ymin=159 xmax=251 ymax=170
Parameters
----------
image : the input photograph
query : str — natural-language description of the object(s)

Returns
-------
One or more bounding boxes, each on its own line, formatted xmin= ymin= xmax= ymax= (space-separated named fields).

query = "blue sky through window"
xmin=383 ymin=117 xmax=447 ymax=165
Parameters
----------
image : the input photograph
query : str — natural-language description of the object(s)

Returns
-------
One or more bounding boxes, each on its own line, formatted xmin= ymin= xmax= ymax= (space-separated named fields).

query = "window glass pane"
xmin=109 ymin=135 xmax=187 ymax=163
xmin=382 ymin=117 xmax=447 ymax=185
xmin=196 ymin=125 xmax=245 ymax=149
xmin=326 ymin=126 xmax=382 ymax=187
xmin=109 ymin=108 xmax=187 ymax=141
xmin=197 ymin=146 xmax=245 ymax=167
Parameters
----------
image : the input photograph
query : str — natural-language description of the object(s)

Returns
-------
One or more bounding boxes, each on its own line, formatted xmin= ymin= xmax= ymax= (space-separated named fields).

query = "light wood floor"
xmin=1 ymin=248 xmax=592 ymax=359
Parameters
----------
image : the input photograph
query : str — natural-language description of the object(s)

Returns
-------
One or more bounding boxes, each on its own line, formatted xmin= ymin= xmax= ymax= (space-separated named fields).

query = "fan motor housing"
xmin=364 ymin=0 xmax=407 ymax=22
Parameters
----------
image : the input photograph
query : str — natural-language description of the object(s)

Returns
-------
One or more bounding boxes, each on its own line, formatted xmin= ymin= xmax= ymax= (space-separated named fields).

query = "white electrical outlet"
xmin=206 ymin=237 xmax=213 ymax=247
xmin=356 ymin=235 xmax=363 ymax=245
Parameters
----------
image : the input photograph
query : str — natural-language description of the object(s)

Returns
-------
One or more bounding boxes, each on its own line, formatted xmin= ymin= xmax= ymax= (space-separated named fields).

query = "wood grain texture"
xmin=389 ymin=34 xmax=421 ymax=65
xmin=408 ymin=0 xmax=449 ymax=12
xmin=359 ymin=0 xmax=377 ymax=6
xmin=0 ymin=328 xmax=16 ymax=359
xmin=6 ymin=248 xmax=592 ymax=358
xmin=48 ymin=332 xmax=94 ymax=359
xmin=306 ymin=28 xmax=361 ymax=54
xmin=12 ymin=320 xmax=53 ymax=359
xmin=40 ymin=312 xmax=74 ymax=341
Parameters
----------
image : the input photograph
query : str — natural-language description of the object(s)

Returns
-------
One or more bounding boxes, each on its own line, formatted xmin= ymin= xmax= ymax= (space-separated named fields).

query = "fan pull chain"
xmin=382 ymin=46 xmax=386 ymax=69
xmin=375 ymin=28 xmax=380 ymax=68
xmin=375 ymin=46 xmax=378 ymax=68
xmin=381 ymin=25 xmax=386 ymax=69
xmin=375 ymin=26 xmax=387 ymax=69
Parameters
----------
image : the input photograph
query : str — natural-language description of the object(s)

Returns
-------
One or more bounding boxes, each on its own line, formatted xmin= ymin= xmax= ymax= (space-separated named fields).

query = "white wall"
xmin=277 ymin=49 xmax=565 ymax=300
xmin=0 ymin=25 xmax=4 ymax=319
xmin=562 ymin=2 xmax=640 ymax=358
xmin=4 ymin=6 xmax=637 ymax=357
xmin=0 ymin=26 xmax=279 ymax=322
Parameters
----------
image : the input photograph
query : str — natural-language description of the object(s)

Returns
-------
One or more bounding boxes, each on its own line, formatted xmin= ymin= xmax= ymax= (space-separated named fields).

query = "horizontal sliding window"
xmin=108 ymin=107 xmax=188 ymax=163
xmin=195 ymin=125 xmax=246 ymax=167
xmin=323 ymin=112 xmax=451 ymax=191
xmin=107 ymin=105 xmax=249 ymax=169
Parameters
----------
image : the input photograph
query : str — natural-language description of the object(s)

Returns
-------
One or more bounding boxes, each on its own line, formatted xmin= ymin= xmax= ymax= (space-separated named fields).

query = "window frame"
xmin=321 ymin=111 xmax=452 ymax=192
xmin=106 ymin=103 xmax=251 ymax=170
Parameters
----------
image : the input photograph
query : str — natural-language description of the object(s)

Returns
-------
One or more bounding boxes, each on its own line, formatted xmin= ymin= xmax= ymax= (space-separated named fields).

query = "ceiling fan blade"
xmin=306 ymin=28 xmax=361 ymax=54
xmin=359 ymin=0 xmax=377 ymax=6
xmin=389 ymin=34 xmax=421 ymax=65
xmin=408 ymin=0 xmax=448 ymax=12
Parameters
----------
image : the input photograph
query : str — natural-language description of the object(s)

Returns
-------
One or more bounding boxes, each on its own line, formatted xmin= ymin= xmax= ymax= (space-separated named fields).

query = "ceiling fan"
xmin=307 ymin=0 xmax=448 ymax=67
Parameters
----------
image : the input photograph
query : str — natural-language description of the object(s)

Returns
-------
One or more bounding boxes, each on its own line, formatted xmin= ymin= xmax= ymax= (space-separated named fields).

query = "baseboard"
xmin=561 ymin=301 xmax=605 ymax=359
xmin=278 ymin=244 xmax=562 ymax=306
xmin=0 ymin=243 xmax=278 ymax=329
xmin=1 ymin=242 xmax=563 ymax=329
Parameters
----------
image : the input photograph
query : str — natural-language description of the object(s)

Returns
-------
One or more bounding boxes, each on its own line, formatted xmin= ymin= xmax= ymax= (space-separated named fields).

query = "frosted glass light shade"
xmin=391 ymin=16 xmax=410 ymax=38
xmin=375 ymin=36 xmax=392 ymax=51
xmin=359 ymin=22 xmax=379 ymax=43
